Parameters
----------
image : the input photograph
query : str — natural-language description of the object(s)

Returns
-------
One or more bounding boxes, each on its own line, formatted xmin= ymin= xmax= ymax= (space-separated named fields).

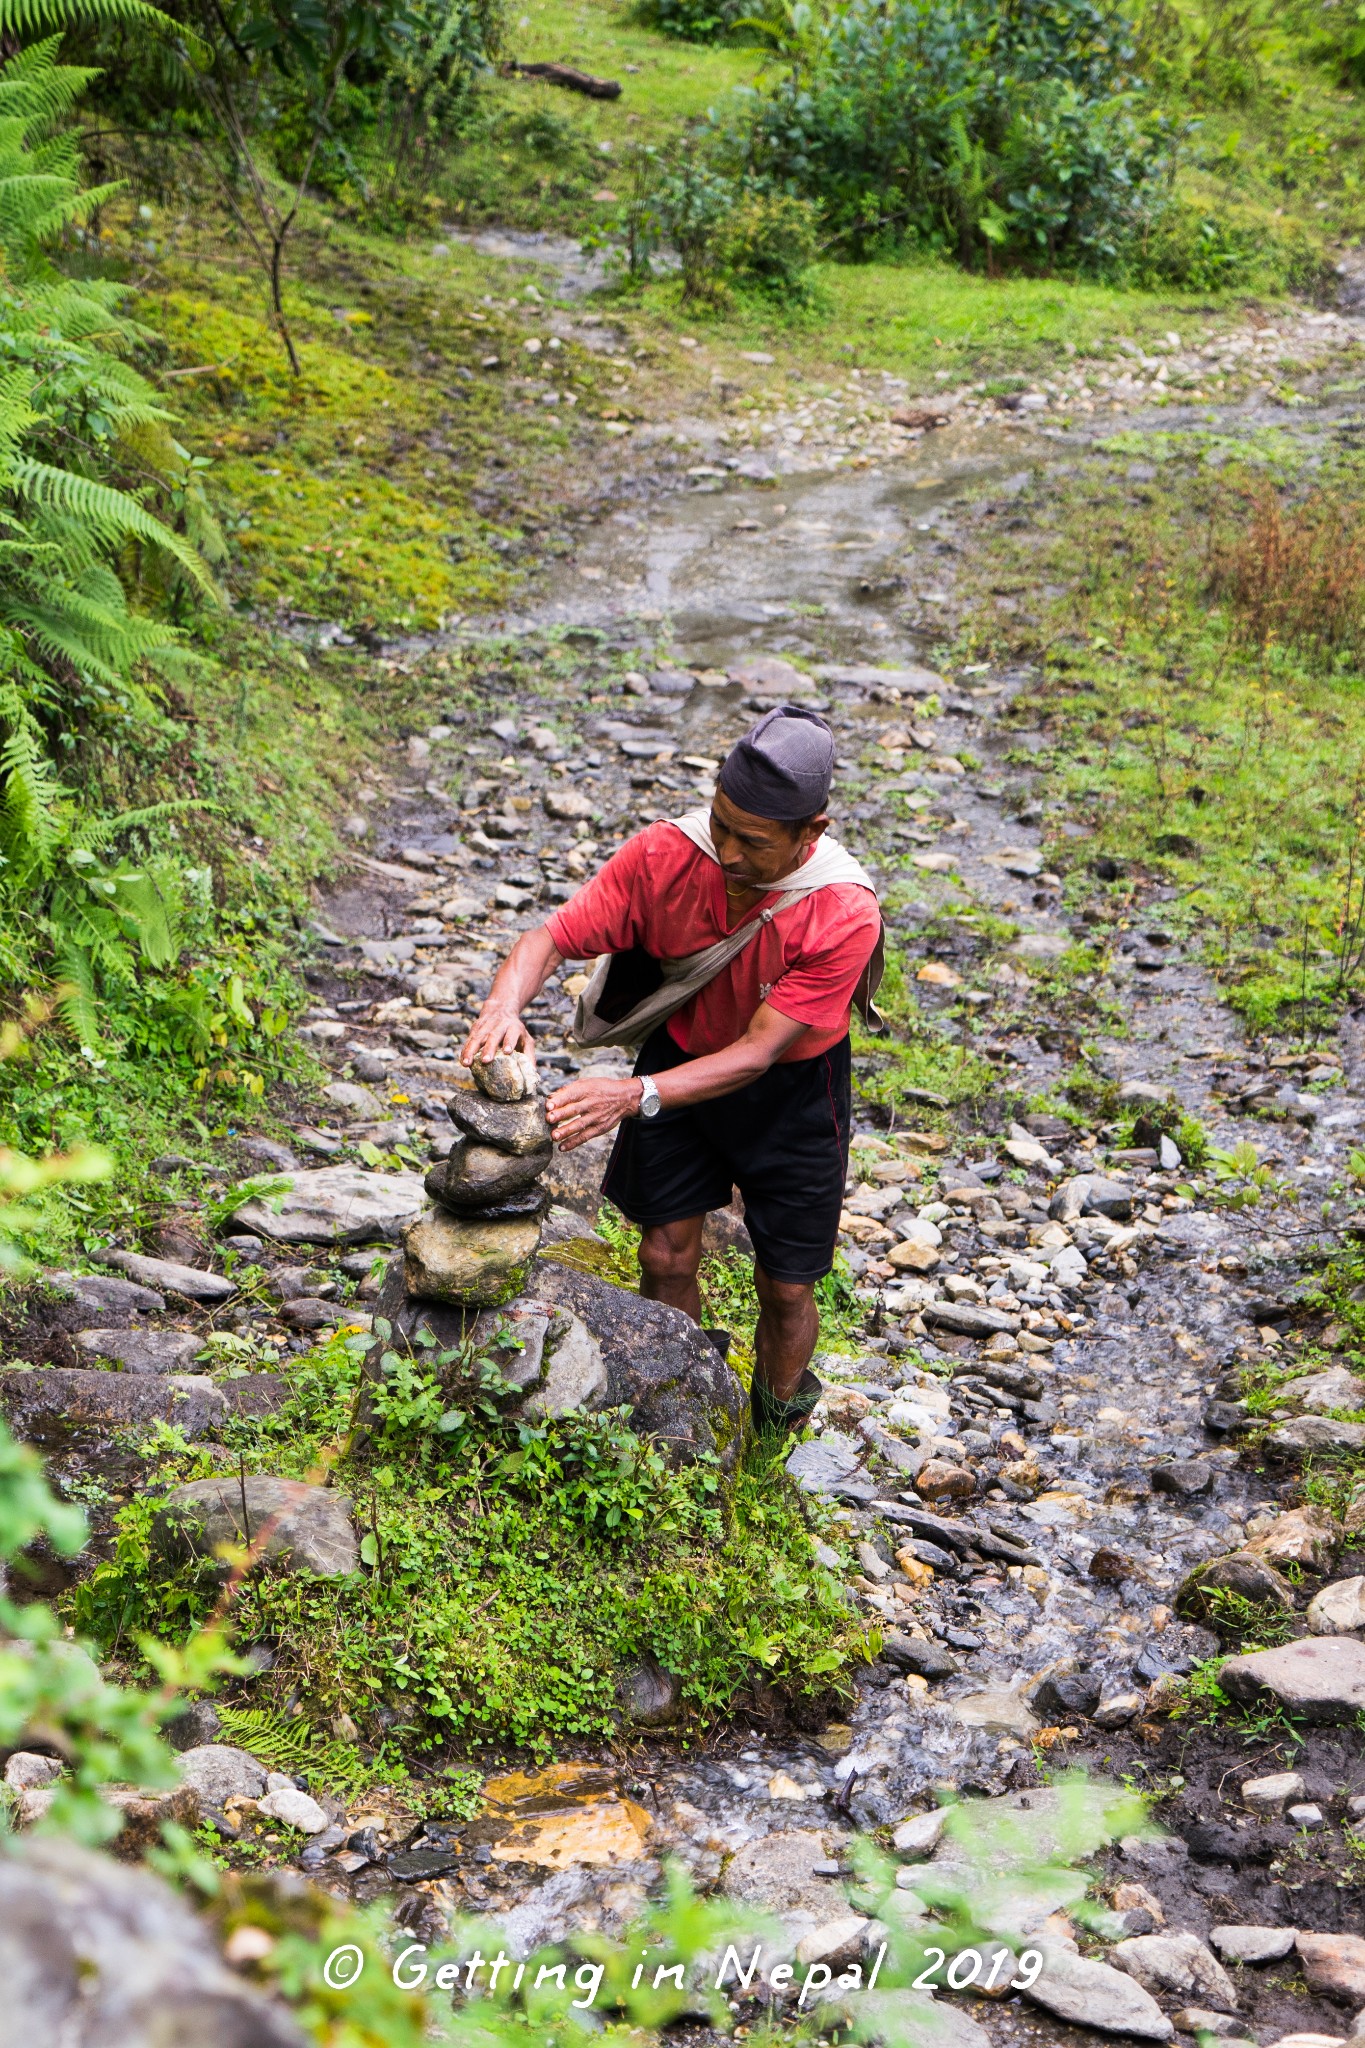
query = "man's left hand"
xmin=546 ymin=1075 xmax=641 ymax=1151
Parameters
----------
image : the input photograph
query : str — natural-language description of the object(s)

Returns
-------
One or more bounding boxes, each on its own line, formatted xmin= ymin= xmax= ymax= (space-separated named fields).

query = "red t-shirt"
xmin=545 ymin=822 xmax=881 ymax=1061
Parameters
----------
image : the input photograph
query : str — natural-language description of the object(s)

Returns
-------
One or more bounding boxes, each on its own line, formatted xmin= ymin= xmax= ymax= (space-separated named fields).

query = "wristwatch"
xmin=638 ymin=1075 xmax=663 ymax=1119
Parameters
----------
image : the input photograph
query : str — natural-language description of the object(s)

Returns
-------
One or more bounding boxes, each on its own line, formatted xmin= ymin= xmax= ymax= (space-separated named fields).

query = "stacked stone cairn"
xmin=370 ymin=1051 xmax=611 ymax=1423
xmin=402 ymin=1050 xmax=551 ymax=1310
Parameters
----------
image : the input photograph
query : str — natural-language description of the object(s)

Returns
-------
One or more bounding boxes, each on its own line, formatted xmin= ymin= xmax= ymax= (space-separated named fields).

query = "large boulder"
xmin=0 ymin=1833 xmax=306 ymax=2045
xmin=540 ymin=1131 xmax=614 ymax=1220
xmin=403 ymin=1207 xmax=542 ymax=1307
xmin=529 ymin=1260 xmax=745 ymax=1469
xmin=234 ymin=1167 xmax=427 ymax=1246
xmin=153 ymin=1476 xmax=359 ymax=1579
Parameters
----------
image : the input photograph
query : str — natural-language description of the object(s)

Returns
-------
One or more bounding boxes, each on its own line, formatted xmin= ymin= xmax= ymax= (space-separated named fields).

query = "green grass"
xmin=72 ymin=1326 xmax=865 ymax=1754
xmin=948 ymin=432 xmax=1365 ymax=1037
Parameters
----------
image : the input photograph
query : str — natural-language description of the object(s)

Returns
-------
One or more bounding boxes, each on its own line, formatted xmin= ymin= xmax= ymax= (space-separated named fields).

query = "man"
xmin=461 ymin=704 xmax=882 ymax=1438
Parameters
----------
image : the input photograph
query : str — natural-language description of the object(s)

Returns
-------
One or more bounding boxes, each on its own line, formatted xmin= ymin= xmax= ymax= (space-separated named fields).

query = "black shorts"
xmin=601 ymin=1026 xmax=852 ymax=1285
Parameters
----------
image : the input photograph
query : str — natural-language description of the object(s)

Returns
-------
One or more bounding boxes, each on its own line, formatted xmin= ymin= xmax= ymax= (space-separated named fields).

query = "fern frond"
xmin=13 ymin=459 xmax=219 ymax=596
xmin=50 ymin=938 xmax=101 ymax=1048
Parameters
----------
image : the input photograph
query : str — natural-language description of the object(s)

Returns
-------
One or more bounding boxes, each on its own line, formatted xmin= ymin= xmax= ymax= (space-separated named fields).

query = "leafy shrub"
xmin=638 ymin=0 xmax=744 ymax=43
xmin=1132 ymin=193 xmax=1331 ymax=292
xmin=734 ymin=0 xmax=1175 ymax=271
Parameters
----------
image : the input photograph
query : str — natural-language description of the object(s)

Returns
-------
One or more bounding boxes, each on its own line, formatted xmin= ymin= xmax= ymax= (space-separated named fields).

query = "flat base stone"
xmin=236 ymin=1166 xmax=427 ymax=1245
xmin=1219 ymin=1638 xmax=1365 ymax=1724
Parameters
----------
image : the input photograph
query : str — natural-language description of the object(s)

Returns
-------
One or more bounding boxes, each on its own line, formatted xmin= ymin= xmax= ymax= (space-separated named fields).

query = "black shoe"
xmin=703 ymin=1327 xmax=732 ymax=1363
xmin=750 ymin=1369 xmax=823 ymax=1441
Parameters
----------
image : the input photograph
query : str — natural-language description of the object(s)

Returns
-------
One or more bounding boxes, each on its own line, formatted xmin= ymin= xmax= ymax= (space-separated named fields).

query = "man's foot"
xmin=750 ymin=1368 xmax=822 ymax=1441
xmin=703 ymin=1327 xmax=732 ymax=1362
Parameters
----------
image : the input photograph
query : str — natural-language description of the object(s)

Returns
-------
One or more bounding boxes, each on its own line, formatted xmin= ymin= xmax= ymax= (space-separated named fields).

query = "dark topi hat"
xmin=718 ymin=703 xmax=835 ymax=822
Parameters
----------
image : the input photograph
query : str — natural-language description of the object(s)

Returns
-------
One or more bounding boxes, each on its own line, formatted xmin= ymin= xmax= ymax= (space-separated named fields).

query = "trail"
xmin=13 ymin=236 xmax=1365 ymax=2040
xmin=285 ymin=255 xmax=1365 ymax=2032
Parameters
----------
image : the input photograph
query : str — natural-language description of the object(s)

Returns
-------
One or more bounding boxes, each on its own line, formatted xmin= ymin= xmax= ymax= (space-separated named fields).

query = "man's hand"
xmin=546 ymin=1074 xmax=642 ymax=1152
xmin=461 ymin=1006 xmax=534 ymax=1068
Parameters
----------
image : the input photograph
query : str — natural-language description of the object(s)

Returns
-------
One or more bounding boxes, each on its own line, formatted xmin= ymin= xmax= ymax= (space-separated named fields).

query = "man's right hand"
xmin=461 ymin=1006 xmax=534 ymax=1067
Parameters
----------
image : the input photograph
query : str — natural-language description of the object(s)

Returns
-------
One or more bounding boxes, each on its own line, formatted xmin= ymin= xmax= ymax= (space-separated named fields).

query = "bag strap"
xmin=571 ymin=875 xmax=886 ymax=1050
xmin=572 ymin=903 xmax=779 ymax=1050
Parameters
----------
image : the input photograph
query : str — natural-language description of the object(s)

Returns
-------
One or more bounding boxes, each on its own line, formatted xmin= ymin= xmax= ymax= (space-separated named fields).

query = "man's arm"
xmin=545 ymin=1003 xmax=807 ymax=1151
xmin=461 ymin=925 xmax=564 ymax=1065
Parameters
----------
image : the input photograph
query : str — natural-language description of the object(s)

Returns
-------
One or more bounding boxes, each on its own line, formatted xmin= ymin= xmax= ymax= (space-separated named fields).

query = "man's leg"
xmin=637 ymin=1215 xmax=706 ymax=1323
xmin=753 ymin=1262 xmax=819 ymax=1404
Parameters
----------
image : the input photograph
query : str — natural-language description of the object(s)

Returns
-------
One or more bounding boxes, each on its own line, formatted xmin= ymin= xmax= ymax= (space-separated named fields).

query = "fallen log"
xmin=509 ymin=59 xmax=622 ymax=99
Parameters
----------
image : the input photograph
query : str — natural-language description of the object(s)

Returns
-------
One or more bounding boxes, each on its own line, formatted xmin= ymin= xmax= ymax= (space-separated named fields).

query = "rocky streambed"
xmin=6 ymin=271 xmax=1365 ymax=2047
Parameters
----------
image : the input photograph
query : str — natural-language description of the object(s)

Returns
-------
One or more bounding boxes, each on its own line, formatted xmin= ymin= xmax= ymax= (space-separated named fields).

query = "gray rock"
xmin=103 ymin=1252 xmax=234 ymax=1302
xmin=540 ymin=1131 xmax=613 ymax=1219
xmin=1177 ymin=1551 xmax=1294 ymax=1618
xmin=882 ymin=1632 xmax=959 ymax=1680
xmin=1050 ymin=1176 xmax=1093 ymax=1223
xmin=618 ymin=1658 xmax=681 ymax=1728
xmin=449 ymin=1091 xmax=551 ymax=1156
xmin=1025 ymin=1941 xmax=1174 ymax=2039
xmin=43 ymin=1270 xmax=165 ymax=1317
xmin=154 ymin=1476 xmax=359 ymax=1578
xmin=73 ymin=1328 xmax=201 ymax=1374
xmin=0 ymin=1833 xmax=306 ymax=2044
xmin=1032 ymin=1672 xmax=1102 ymax=1720
xmin=175 ymin=1745 xmax=268 ymax=1805
xmin=236 ymin=1137 xmax=299 ymax=1173
xmin=425 ymin=1140 xmax=551 ymax=1212
xmin=404 ymin=1207 xmax=542 ymax=1307
xmin=258 ymin=1775 xmax=330 ymax=1834
xmin=322 ymin=1080 xmax=384 ymax=1119
xmin=0 ymin=1368 xmax=284 ymax=1445
xmin=923 ymin=1301 xmax=1019 ymax=1337
xmin=470 ymin=1052 xmax=537 ymax=1102
xmin=891 ymin=1808 xmax=948 ymax=1857
xmin=1306 ymin=1578 xmax=1365 ymax=1635
xmin=1094 ymin=1693 xmax=1144 ymax=1728
xmin=785 ymin=1430 xmax=864 ymax=1495
xmin=1209 ymin=1927 xmax=1297 ymax=1965
xmin=817 ymin=1991 xmax=993 ymax=2048
xmin=528 ymin=1260 xmax=745 ymax=1469
xmin=1152 ymin=1460 xmax=1213 ymax=1497
xmin=162 ymin=1701 xmax=221 ymax=1752
xmin=1268 ymin=1416 xmax=1365 ymax=1457
xmin=721 ymin=1827 xmax=843 ymax=1922
xmin=1219 ymin=1638 xmax=1365 ymax=1724
xmin=235 ymin=1166 xmax=427 ymax=1245
xmin=1291 ymin=1366 xmax=1365 ymax=1413
xmin=1112 ymin=1932 xmax=1237 ymax=2012
xmin=4 ymin=1751 xmax=63 ymax=1790
xmin=1240 ymin=1770 xmax=1303 ymax=1816
xmin=520 ymin=1313 xmax=607 ymax=1419
xmin=1170 ymin=2011 xmax=1245 ymax=2038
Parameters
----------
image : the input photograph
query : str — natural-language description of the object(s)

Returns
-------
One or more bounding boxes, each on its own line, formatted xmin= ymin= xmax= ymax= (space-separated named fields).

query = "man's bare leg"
xmin=753 ymin=1263 xmax=820 ymax=1404
xmin=637 ymin=1216 xmax=706 ymax=1324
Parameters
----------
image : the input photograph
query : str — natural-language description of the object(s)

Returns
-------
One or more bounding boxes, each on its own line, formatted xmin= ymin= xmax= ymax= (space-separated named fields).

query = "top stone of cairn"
xmin=471 ymin=1051 xmax=538 ymax=1104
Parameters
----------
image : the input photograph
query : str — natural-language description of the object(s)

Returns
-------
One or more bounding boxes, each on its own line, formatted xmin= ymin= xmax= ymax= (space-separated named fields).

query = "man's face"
xmin=709 ymin=786 xmax=828 ymax=887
